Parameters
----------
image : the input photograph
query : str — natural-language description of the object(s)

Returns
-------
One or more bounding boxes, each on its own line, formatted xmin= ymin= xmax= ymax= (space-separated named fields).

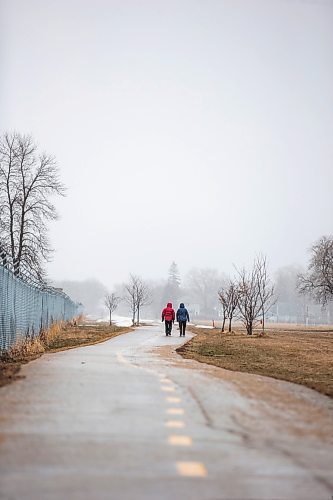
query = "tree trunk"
xmin=109 ymin=310 xmax=112 ymax=326
xmin=137 ymin=304 xmax=140 ymax=326
xmin=228 ymin=315 xmax=232 ymax=332
xmin=16 ymin=201 xmax=26 ymax=273
xmin=221 ymin=315 xmax=226 ymax=332
xmin=247 ymin=321 xmax=253 ymax=335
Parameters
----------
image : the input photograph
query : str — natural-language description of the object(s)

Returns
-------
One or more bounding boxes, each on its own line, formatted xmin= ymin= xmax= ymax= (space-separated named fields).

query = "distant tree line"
xmin=131 ymin=235 xmax=333 ymax=332
xmin=57 ymin=237 xmax=333 ymax=330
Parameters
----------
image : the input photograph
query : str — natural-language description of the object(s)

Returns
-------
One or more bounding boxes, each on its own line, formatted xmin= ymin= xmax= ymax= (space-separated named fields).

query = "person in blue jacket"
xmin=176 ymin=303 xmax=190 ymax=337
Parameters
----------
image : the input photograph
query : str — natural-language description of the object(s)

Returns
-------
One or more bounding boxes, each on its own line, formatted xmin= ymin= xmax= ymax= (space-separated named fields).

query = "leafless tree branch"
xmin=0 ymin=132 xmax=65 ymax=282
xmin=104 ymin=292 xmax=122 ymax=325
xmin=298 ymin=236 xmax=333 ymax=306
xmin=236 ymin=255 xmax=274 ymax=335
xmin=218 ymin=279 xmax=239 ymax=332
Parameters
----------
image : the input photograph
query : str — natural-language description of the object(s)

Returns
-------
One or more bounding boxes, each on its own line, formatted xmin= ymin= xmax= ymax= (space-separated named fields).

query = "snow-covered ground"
xmin=93 ymin=315 xmax=158 ymax=327
xmin=85 ymin=314 xmax=213 ymax=329
xmin=194 ymin=324 xmax=214 ymax=329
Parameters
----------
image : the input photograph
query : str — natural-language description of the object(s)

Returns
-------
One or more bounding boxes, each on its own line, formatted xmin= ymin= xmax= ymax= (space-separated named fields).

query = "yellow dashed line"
xmin=158 ymin=370 xmax=206 ymax=478
xmin=116 ymin=352 xmax=141 ymax=370
xmin=161 ymin=386 xmax=175 ymax=392
xmin=165 ymin=420 xmax=185 ymax=428
xmin=116 ymin=352 xmax=132 ymax=366
xmin=160 ymin=378 xmax=172 ymax=384
xmin=166 ymin=397 xmax=181 ymax=403
xmin=168 ymin=435 xmax=192 ymax=446
xmin=166 ymin=408 xmax=185 ymax=415
xmin=176 ymin=462 xmax=207 ymax=477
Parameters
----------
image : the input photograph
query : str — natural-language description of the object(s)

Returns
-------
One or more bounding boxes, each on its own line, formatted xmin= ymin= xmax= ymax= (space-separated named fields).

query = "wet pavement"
xmin=0 ymin=324 xmax=332 ymax=499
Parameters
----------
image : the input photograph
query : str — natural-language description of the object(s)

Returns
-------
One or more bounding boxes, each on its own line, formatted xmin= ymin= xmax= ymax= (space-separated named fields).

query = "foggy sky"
xmin=1 ymin=0 xmax=332 ymax=289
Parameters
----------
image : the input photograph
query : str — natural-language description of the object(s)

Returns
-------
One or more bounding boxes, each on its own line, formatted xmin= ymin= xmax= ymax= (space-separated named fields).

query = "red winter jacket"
xmin=162 ymin=302 xmax=175 ymax=322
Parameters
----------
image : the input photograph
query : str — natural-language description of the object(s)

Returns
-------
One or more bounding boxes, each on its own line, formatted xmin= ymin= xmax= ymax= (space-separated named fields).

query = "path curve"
xmin=0 ymin=324 xmax=332 ymax=500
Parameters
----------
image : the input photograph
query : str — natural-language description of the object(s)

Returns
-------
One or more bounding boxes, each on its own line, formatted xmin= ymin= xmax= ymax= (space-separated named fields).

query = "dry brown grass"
xmin=45 ymin=322 xmax=132 ymax=351
xmin=178 ymin=325 xmax=333 ymax=397
xmin=40 ymin=321 xmax=64 ymax=347
xmin=0 ymin=321 xmax=132 ymax=387
xmin=7 ymin=337 xmax=45 ymax=359
xmin=0 ymin=337 xmax=46 ymax=387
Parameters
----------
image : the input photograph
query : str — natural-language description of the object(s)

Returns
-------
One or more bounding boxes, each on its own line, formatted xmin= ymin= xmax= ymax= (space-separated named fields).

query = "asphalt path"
xmin=0 ymin=324 xmax=332 ymax=500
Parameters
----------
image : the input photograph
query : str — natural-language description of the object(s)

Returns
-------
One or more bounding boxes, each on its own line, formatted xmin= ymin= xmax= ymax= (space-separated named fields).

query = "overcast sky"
xmin=1 ymin=0 xmax=332 ymax=288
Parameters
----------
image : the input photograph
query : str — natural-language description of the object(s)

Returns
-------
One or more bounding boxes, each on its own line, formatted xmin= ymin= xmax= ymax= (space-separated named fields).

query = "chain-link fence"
xmin=0 ymin=263 xmax=82 ymax=352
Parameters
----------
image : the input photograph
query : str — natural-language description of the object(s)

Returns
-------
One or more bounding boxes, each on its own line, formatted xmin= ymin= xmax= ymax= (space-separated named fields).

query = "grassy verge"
xmin=45 ymin=322 xmax=132 ymax=351
xmin=0 ymin=322 xmax=132 ymax=388
xmin=178 ymin=325 xmax=333 ymax=397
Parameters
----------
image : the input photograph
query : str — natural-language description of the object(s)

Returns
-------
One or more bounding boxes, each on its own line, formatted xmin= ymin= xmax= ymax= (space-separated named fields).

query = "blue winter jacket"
xmin=176 ymin=303 xmax=190 ymax=322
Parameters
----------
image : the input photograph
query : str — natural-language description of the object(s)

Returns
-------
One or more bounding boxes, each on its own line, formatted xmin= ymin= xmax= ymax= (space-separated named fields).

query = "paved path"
xmin=0 ymin=324 xmax=332 ymax=499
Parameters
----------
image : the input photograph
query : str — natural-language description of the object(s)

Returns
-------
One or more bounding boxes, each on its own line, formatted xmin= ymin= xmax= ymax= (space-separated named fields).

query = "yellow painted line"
xmin=116 ymin=352 xmax=132 ymax=366
xmin=165 ymin=420 xmax=185 ymax=428
xmin=116 ymin=352 xmax=141 ymax=370
xmin=176 ymin=462 xmax=207 ymax=477
xmin=166 ymin=397 xmax=181 ymax=403
xmin=161 ymin=386 xmax=175 ymax=392
xmin=166 ymin=408 xmax=185 ymax=415
xmin=168 ymin=435 xmax=192 ymax=446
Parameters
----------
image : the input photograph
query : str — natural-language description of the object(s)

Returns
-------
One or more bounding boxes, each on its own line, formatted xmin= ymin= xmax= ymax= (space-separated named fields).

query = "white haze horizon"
xmin=1 ymin=0 xmax=332 ymax=290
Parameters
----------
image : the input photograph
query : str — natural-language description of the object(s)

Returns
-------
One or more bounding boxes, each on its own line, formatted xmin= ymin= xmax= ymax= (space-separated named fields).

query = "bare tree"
xmin=218 ymin=288 xmax=228 ymax=332
xmin=236 ymin=256 xmax=274 ymax=335
xmin=0 ymin=133 xmax=19 ymax=270
xmin=236 ymin=266 xmax=261 ymax=335
xmin=104 ymin=292 xmax=122 ymax=325
xmin=298 ymin=236 xmax=333 ymax=306
xmin=256 ymin=256 xmax=275 ymax=334
xmin=124 ymin=274 xmax=140 ymax=326
xmin=218 ymin=280 xmax=239 ymax=333
xmin=227 ymin=281 xmax=239 ymax=332
xmin=0 ymin=132 xmax=65 ymax=282
xmin=136 ymin=278 xmax=151 ymax=325
xmin=124 ymin=274 xmax=151 ymax=325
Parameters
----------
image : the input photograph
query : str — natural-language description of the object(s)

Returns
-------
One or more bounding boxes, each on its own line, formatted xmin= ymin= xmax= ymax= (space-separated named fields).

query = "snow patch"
xmin=195 ymin=324 xmax=214 ymax=329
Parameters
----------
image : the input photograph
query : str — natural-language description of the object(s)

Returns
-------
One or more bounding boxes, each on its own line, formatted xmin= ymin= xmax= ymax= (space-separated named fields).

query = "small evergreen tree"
xmin=168 ymin=261 xmax=180 ymax=288
xmin=162 ymin=262 xmax=181 ymax=307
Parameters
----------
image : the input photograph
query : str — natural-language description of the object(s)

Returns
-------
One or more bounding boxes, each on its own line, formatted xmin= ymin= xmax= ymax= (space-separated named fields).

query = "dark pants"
xmin=165 ymin=320 xmax=173 ymax=335
xmin=179 ymin=321 xmax=187 ymax=336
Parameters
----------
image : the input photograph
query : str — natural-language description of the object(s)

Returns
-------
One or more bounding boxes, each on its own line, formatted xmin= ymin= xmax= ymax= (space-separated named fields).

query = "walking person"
xmin=176 ymin=303 xmax=190 ymax=337
xmin=161 ymin=302 xmax=175 ymax=336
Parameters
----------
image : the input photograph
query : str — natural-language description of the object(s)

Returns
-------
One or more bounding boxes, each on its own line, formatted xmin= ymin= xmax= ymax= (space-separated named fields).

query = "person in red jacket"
xmin=161 ymin=302 xmax=175 ymax=336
